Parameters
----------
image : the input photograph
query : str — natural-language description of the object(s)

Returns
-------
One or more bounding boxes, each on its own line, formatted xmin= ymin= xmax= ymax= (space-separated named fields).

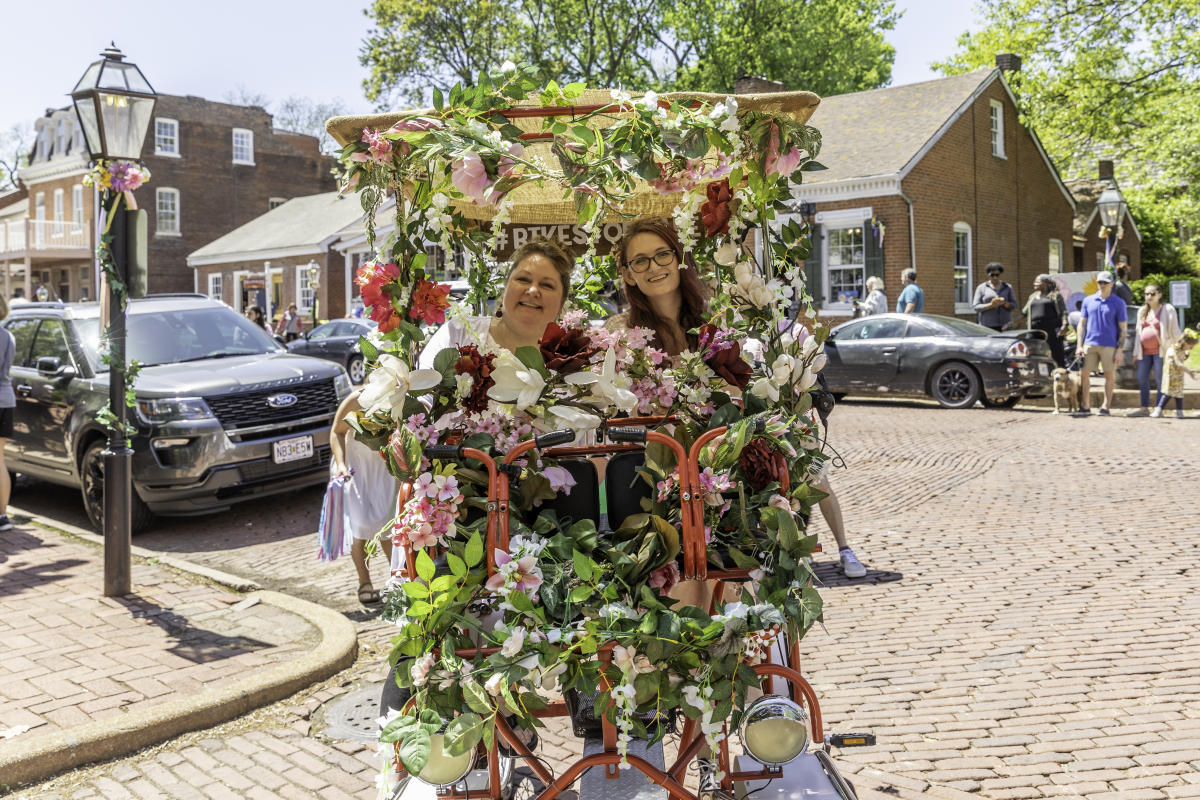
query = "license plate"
xmin=273 ymin=435 xmax=313 ymax=464
xmin=1038 ymin=363 xmax=1049 ymax=377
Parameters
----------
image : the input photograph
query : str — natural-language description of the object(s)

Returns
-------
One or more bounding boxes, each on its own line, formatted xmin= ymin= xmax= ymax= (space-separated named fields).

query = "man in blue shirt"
xmin=896 ymin=269 xmax=924 ymax=313
xmin=1074 ymin=270 xmax=1127 ymax=416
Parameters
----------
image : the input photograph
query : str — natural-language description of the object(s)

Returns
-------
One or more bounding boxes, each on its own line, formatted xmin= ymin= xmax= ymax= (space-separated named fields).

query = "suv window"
xmin=30 ymin=319 xmax=73 ymax=367
xmin=6 ymin=318 xmax=40 ymax=367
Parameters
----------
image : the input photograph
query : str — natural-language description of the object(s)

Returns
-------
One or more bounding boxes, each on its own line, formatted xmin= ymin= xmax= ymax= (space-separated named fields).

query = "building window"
xmin=207 ymin=272 xmax=223 ymax=300
xmin=52 ymin=189 xmax=64 ymax=237
xmin=824 ymin=226 xmax=865 ymax=306
xmin=269 ymin=197 xmax=287 ymax=210
xmin=72 ymin=184 xmax=84 ymax=232
xmin=232 ymin=128 xmax=255 ymax=165
xmin=156 ymin=188 xmax=180 ymax=235
xmin=34 ymin=193 xmax=45 ymax=246
xmin=55 ymin=119 xmax=68 ymax=156
xmin=954 ymin=222 xmax=973 ymax=308
xmin=989 ymin=100 xmax=1005 ymax=158
xmin=155 ymin=118 xmax=179 ymax=156
xmin=36 ymin=128 xmax=49 ymax=161
xmin=1048 ymin=239 xmax=1063 ymax=274
xmin=80 ymin=267 xmax=90 ymax=301
xmin=296 ymin=265 xmax=315 ymax=310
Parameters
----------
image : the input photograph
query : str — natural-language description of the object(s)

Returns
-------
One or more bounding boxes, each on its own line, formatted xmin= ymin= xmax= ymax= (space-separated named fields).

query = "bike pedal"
xmin=829 ymin=732 xmax=876 ymax=747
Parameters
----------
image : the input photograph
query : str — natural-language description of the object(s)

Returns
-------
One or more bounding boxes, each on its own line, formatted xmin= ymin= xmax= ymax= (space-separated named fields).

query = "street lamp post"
xmin=1096 ymin=184 xmax=1127 ymax=269
xmin=308 ymin=262 xmax=321 ymax=326
xmin=71 ymin=43 xmax=156 ymax=597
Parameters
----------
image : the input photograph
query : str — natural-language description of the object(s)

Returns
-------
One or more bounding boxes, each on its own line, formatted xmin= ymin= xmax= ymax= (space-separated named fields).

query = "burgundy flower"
xmin=738 ymin=438 xmax=787 ymax=492
xmin=699 ymin=179 xmax=732 ymax=237
xmin=697 ymin=323 xmax=752 ymax=390
xmin=454 ymin=345 xmax=496 ymax=414
xmin=539 ymin=322 xmax=600 ymax=373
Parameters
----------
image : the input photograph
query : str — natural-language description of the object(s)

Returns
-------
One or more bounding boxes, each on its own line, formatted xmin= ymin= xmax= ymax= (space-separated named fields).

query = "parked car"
xmin=821 ymin=313 xmax=1055 ymax=409
xmin=2 ymin=295 xmax=352 ymax=533
xmin=286 ymin=317 xmax=376 ymax=383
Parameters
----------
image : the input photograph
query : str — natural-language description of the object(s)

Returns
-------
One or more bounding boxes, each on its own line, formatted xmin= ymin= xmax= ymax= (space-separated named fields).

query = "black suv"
xmin=3 ymin=295 xmax=352 ymax=532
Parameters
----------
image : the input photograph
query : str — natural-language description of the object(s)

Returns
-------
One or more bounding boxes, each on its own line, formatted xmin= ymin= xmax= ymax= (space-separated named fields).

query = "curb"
xmin=1 ymin=516 xmax=359 ymax=790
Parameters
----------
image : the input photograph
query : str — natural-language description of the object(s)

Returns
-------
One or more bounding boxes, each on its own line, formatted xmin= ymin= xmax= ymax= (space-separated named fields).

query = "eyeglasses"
xmin=626 ymin=249 xmax=677 ymax=273
xmin=987 ymin=271 xmax=1001 ymax=277
xmin=1146 ymin=290 xmax=1159 ymax=296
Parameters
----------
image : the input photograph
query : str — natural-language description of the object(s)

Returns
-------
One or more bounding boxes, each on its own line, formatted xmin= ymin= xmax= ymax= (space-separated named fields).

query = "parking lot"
xmin=11 ymin=400 xmax=1200 ymax=799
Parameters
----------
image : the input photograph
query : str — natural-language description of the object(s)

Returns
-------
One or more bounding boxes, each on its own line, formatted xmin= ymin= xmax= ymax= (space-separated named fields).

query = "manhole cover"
xmin=321 ymin=682 xmax=384 ymax=742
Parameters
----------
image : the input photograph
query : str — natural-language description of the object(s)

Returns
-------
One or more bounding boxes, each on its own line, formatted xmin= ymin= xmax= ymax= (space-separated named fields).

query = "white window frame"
xmin=72 ymin=184 xmax=84 ymax=233
xmin=269 ymin=197 xmax=287 ymax=210
xmin=52 ymin=189 xmax=64 ymax=237
xmin=232 ymin=128 xmax=255 ymax=165
xmin=296 ymin=265 xmax=315 ymax=311
xmin=36 ymin=129 xmax=49 ymax=161
xmin=953 ymin=222 xmax=973 ymax=313
xmin=34 ymin=193 xmax=45 ymax=247
xmin=823 ymin=226 xmax=867 ymax=311
xmin=207 ymin=272 xmax=223 ymax=300
xmin=1048 ymin=239 xmax=1063 ymax=274
xmin=156 ymin=188 xmax=181 ymax=236
xmin=55 ymin=119 xmax=68 ymax=157
xmin=155 ymin=118 xmax=180 ymax=157
xmin=80 ymin=267 xmax=90 ymax=301
xmin=989 ymin=100 xmax=1006 ymax=159
xmin=812 ymin=206 xmax=873 ymax=316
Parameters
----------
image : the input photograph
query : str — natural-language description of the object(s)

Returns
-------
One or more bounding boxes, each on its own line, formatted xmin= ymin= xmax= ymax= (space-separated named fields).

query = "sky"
xmin=1 ymin=0 xmax=979 ymax=138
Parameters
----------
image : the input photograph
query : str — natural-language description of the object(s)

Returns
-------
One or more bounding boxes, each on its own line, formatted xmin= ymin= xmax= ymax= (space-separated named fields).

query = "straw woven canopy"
xmin=326 ymin=88 xmax=820 ymax=225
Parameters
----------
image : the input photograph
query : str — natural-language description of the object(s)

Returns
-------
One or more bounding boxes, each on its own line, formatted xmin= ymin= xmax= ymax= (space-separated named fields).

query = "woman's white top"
xmin=418 ymin=315 xmax=502 ymax=368
xmin=863 ymin=289 xmax=888 ymax=316
xmin=339 ymin=433 xmax=396 ymax=540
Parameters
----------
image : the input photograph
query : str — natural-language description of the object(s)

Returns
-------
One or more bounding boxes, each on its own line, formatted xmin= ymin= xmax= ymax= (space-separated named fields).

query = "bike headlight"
xmin=739 ymin=695 xmax=810 ymax=766
xmin=135 ymin=397 xmax=215 ymax=425
xmin=334 ymin=372 xmax=352 ymax=399
xmin=414 ymin=730 xmax=476 ymax=787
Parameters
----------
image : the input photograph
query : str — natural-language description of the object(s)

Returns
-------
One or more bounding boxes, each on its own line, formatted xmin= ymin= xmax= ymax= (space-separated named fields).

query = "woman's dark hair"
xmin=616 ymin=218 xmax=710 ymax=355
xmin=503 ymin=237 xmax=573 ymax=315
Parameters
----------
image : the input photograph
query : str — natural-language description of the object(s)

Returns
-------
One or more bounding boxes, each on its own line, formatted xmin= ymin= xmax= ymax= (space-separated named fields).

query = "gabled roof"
xmin=187 ymin=192 xmax=365 ymax=265
xmin=1063 ymin=178 xmax=1142 ymax=242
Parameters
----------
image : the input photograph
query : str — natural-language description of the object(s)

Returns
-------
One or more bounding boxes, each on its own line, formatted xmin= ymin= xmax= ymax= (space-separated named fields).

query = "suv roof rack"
xmin=139 ymin=293 xmax=210 ymax=299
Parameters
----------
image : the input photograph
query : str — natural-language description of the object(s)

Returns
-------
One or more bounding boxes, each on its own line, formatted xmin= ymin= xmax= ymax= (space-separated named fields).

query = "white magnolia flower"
xmin=809 ymin=351 xmax=828 ymax=372
xmin=359 ymin=354 xmax=442 ymax=419
xmin=749 ymin=377 xmax=779 ymax=403
xmin=565 ymin=348 xmax=638 ymax=413
xmin=547 ymin=405 xmax=601 ymax=437
xmin=640 ymin=90 xmax=659 ymax=111
xmin=611 ymin=88 xmax=632 ymax=104
xmin=770 ymin=354 xmax=795 ymax=387
xmin=488 ymin=351 xmax=547 ymax=411
xmin=500 ymin=626 xmax=527 ymax=658
xmin=793 ymin=365 xmax=818 ymax=392
xmin=455 ymin=372 xmax=474 ymax=398
xmin=714 ymin=242 xmax=738 ymax=266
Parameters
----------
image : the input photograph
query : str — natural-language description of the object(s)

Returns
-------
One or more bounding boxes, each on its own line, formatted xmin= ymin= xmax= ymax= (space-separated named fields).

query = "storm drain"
xmin=320 ymin=682 xmax=385 ymax=743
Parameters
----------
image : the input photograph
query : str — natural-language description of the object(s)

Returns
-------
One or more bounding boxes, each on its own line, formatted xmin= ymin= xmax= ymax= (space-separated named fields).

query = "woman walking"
xmin=1022 ymin=274 xmax=1069 ymax=367
xmin=856 ymin=276 xmax=888 ymax=316
xmin=1128 ymin=284 xmax=1181 ymax=417
xmin=275 ymin=303 xmax=304 ymax=342
xmin=0 ymin=296 xmax=14 ymax=531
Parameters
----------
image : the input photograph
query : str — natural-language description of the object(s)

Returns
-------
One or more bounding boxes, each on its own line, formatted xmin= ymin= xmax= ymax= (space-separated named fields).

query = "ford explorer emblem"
xmin=267 ymin=393 xmax=298 ymax=409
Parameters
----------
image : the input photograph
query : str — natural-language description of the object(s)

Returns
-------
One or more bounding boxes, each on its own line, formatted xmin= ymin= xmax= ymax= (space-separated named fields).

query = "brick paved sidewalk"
xmin=0 ymin=525 xmax=321 ymax=756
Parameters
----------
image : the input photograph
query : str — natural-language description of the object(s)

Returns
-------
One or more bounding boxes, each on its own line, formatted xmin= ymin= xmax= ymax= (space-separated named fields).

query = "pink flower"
xmin=612 ymin=645 xmax=655 ymax=675
xmin=542 ymin=466 xmax=577 ymax=494
xmin=485 ymin=549 xmax=543 ymax=593
xmin=360 ymin=128 xmax=393 ymax=164
xmin=764 ymin=124 xmax=802 ymax=177
xmin=484 ymin=673 xmax=505 ymax=696
xmin=451 ymin=152 xmax=495 ymax=205
xmin=410 ymin=653 xmax=435 ymax=686
xmin=648 ymin=561 xmax=680 ymax=592
xmin=496 ymin=141 xmax=525 ymax=178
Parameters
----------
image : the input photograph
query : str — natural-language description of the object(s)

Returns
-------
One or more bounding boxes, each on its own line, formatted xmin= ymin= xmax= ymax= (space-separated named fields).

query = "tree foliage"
xmin=0 ymin=122 xmax=33 ymax=192
xmin=359 ymin=0 xmax=899 ymax=107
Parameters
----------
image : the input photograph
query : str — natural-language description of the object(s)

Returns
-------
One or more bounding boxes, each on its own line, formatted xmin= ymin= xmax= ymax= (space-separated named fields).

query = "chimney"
xmin=734 ymin=76 xmax=787 ymax=94
xmin=1098 ymin=160 xmax=1114 ymax=181
xmin=995 ymin=53 xmax=1022 ymax=72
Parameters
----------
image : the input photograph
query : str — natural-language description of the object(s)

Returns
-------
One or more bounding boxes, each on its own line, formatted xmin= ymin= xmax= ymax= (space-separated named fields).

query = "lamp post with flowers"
xmin=1096 ymin=183 xmax=1127 ymax=268
xmin=307 ymin=261 xmax=321 ymax=326
xmin=71 ymin=43 xmax=156 ymax=597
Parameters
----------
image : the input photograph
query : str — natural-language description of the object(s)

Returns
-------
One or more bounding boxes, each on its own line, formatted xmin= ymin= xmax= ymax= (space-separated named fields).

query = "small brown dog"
xmin=1051 ymin=368 xmax=1083 ymax=414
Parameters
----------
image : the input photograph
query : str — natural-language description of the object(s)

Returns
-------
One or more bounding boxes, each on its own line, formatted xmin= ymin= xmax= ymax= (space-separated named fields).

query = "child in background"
xmin=1152 ymin=329 xmax=1198 ymax=418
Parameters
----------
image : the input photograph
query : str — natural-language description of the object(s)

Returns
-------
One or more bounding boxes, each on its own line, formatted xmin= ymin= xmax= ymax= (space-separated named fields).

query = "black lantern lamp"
xmin=70 ymin=44 xmax=156 ymax=597
xmin=1096 ymin=184 xmax=1127 ymax=268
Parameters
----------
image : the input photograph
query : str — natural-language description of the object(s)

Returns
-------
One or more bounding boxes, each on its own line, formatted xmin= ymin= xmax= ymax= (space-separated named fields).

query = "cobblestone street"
xmin=8 ymin=401 xmax=1200 ymax=799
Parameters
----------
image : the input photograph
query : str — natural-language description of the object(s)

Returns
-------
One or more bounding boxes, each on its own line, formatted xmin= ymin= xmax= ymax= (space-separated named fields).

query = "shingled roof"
xmin=187 ymin=191 xmax=364 ymax=264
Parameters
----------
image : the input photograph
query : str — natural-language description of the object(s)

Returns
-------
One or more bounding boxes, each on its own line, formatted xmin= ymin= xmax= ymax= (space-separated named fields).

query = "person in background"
xmin=896 ymin=268 xmax=924 ymax=314
xmin=1128 ymin=284 xmax=1181 ymax=417
xmin=330 ymin=390 xmax=396 ymax=604
xmin=244 ymin=305 xmax=269 ymax=331
xmin=0 ymin=296 xmax=13 ymax=531
xmin=855 ymin=276 xmax=888 ymax=316
xmin=973 ymin=263 xmax=1017 ymax=331
xmin=1022 ymin=274 xmax=1069 ymax=367
xmin=1074 ymin=270 xmax=1127 ymax=417
xmin=1151 ymin=329 xmax=1198 ymax=418
xmin=275 ymin=303 xmax=304 ymax=342
xmin=1113 ymin=261 xmax=1135 ymax=306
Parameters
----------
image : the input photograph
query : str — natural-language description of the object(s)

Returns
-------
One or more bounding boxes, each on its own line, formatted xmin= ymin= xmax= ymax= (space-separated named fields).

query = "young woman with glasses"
xmin=1128 ymin=283 xmax=1182 ymax=417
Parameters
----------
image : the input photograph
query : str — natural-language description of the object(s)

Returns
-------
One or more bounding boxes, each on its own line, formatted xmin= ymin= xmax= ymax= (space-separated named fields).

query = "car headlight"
xmin=135 ymin=397 xmax=215 ymax=425
xmin=334 ymin=372 xmax=352 ymax=399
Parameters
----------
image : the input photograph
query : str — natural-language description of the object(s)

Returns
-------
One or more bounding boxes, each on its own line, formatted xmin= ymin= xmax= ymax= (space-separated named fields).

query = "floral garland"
xmin=335 ymin=66 xmax=834 ymax=787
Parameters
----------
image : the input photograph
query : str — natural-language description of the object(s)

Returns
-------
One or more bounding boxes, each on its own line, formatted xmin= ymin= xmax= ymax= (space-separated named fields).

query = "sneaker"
xmin=839 ymin=547 xmax=867 ymax=579
xmin=0 ymin=515 xmax=10 ymax=531
xmin=1072 ymin=408 xmax=1091 ymax=417
xmin=1150 ymin=407 xmax=1163 ymax=418
xmin=1177 ymin=410 xmax=1186 ymax=419
xmin=1098 ymin=408 xmax=1111 ymax=416
xmin=1126 ymin=408 xmax=1149 ymax=417
xmin=696 ymin=758 xmax=718 ymax=794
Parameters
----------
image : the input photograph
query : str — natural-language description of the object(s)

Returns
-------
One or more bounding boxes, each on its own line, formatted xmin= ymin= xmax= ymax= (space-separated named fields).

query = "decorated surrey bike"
xmin=325 ymin=65 xmax=875 ymax=800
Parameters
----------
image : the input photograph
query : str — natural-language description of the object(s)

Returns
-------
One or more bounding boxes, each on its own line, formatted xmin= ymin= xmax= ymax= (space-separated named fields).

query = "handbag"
xmin=317 ymin=472 xmax=352 ymax=562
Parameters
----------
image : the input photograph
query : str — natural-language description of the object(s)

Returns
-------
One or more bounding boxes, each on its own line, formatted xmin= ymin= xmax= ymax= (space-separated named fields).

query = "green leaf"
xmin=513 ymin=345 xmax=549 ymax=378
xmin=569 ymin=584 xmax=592 ymax=603
xmin=416 ymin=550 xmax=436 ymax=582
xmin=562 ymin=82 xmax=586 ymax=99
xmin=397 ymin=728 xmax=432 ymax=774
xmin=380 ymin=713 xmax=419 ymax=743
xmin=465 ymin=533 xmax=484 ymax=567
xmin=447 ymin=553 xmax=467 ymax=578
xmin=434 ymin=347 xmax=459 ymax=374
xmin=406 ymin=601 xmax=433 ymax=618
xmin=433 ymin=86 xmax=445 ymax=111
xmin=444 ymin=713 xmax=484 ymax=756
xmin=463 ymin=680 xmax=494 ymax=715
xmin=401 ymin=581 xmax=430 ymax=599
xmin=358 ymin=335 xmax=378 ymax=361
xmin=573 ymin=549 xmax=593 ymax=581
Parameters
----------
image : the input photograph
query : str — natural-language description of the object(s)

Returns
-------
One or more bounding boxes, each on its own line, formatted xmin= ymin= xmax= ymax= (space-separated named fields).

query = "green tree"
xmin=0 ymin=122 xmax=32 ymax=192
xmin=359 ymin=0 xmax=899 ymax=107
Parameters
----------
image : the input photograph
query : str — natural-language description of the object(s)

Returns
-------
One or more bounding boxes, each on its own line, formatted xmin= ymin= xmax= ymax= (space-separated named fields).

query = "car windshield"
xmin=76 ymin=307 xmax=282 ymax=369
xmin=925 ymin=316 xmax=999 ymax=336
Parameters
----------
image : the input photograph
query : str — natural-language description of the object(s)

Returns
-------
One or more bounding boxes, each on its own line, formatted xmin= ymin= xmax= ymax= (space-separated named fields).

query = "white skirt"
xmin=340 ymin=435 xmax=397 ymax=540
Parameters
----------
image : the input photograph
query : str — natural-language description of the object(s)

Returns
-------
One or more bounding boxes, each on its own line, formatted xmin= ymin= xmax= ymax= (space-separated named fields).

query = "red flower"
xmin=699 ymin=179 xmax=732 ymax=236
xmin=356 ymin=260 xmax=402 ymax=332
xmin=697 ymin=323 xmax=752 ymax=390
xmin=453 ymin=345 xmax=496 ymax=414
xmin=738 ymin=438 xmax=787 ymax=492
xmin=539 ymin=322 xmax=599 ymax=373
xmin=409 ymin=280 xmax=452 ymax=326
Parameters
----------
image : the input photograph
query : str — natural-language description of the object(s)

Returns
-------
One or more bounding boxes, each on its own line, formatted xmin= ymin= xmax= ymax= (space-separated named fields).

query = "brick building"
xmin=785 ymin=63 xmax=1077 ymax=321
xmin=1 ymin=95 xmax=335 ymax=300
xmin=1064 ymin=162 xmax=1141 ymax=275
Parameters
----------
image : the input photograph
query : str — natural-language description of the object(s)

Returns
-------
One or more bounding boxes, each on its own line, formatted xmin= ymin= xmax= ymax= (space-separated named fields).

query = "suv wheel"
xmin=80 ymin=440 xmax=154 ymax=535
xmin=347 ymin=354 xmax=366 ymax=384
